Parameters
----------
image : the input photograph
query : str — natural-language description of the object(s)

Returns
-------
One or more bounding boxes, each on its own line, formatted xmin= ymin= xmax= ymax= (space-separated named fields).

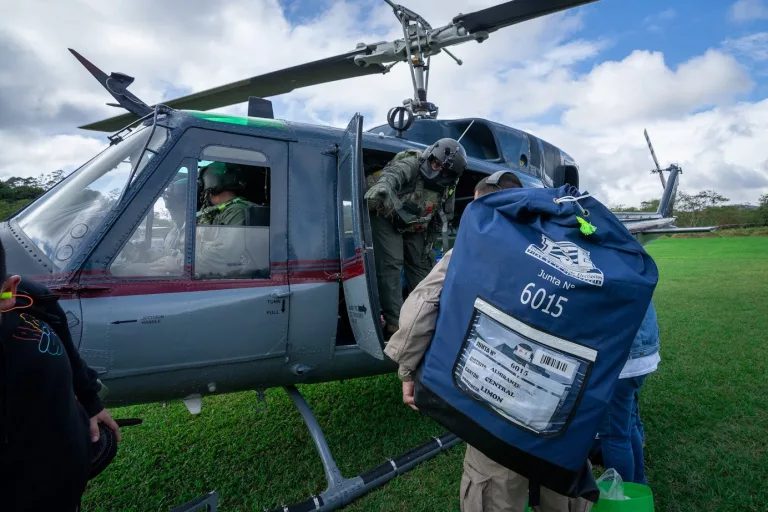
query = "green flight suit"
xmin=195 ymin=196 xmax=259 ymax=278
xmin=365 ymin=150 xmax=455 ymax=332
xmin=197 ymin=196 xmax=254 ymax=226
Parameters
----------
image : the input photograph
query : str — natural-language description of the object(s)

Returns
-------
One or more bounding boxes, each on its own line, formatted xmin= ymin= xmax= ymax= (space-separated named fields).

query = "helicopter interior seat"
xmin=243 ymin=203 xmax=270 ymax=226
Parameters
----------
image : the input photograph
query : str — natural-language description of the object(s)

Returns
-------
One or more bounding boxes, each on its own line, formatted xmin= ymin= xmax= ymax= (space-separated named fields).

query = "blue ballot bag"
xmin=413 ymin=185 xmax=658 ymax=502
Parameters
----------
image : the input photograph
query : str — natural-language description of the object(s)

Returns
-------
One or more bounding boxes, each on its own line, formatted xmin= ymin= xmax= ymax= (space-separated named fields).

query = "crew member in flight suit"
xmin=195 ymin=161 xmax=262 ymax=278
xmin=197 ymin=161 xmax=255 ymax=226
xmin=384 ymin=171 xmax=593 ymax=512
xmin=364 ymin=138 xmax=466 ymax=338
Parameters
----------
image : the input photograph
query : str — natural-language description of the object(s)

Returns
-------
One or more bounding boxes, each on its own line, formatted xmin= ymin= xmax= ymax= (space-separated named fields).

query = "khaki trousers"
xmin=460 ymin=445 xmax=593 ymax=512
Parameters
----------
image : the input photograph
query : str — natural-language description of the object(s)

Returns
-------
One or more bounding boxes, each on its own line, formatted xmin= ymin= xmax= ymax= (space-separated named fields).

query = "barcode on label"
xmin=541 ymin=354 xmax=568 ymax=373
xmin=533 ymin=349 xmax=576 ymax=380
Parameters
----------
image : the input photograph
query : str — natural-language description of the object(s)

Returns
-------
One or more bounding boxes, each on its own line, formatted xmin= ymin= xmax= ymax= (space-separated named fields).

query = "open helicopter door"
xmin=337 ymin=113 xmax=386 ymax=359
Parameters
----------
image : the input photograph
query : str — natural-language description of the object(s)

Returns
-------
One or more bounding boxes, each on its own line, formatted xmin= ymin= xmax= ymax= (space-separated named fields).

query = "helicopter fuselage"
xmin=0 ymin=108 xmax=553 ymax=408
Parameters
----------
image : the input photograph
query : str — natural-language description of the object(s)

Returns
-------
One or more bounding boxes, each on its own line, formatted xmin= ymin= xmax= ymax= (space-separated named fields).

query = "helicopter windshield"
xmin=16 ymin=124 xmax=169 ymax=270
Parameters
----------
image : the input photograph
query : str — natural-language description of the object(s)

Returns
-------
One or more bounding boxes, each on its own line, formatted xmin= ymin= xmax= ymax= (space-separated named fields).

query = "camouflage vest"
xmin=365 ymin=151 xmax=452 ymax=233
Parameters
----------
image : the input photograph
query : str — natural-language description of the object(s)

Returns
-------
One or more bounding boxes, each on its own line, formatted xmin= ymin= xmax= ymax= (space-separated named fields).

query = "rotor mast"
xmin=381 ymin=0 xmax=464 ymax=119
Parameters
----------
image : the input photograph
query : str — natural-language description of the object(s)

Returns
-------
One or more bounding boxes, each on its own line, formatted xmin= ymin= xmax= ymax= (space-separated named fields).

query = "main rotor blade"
xmin=453 ymin=0 xmax=600 ymax=34
xmin=79 ymin=49 xmax=388 ymax=132
xmin=644 ymin=128 xmax=662 ymax=172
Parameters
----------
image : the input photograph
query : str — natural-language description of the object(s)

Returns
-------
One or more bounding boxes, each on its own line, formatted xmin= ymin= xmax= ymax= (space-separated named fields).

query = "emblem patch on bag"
xmin=525 ymin=235 xmax=604 ymax=287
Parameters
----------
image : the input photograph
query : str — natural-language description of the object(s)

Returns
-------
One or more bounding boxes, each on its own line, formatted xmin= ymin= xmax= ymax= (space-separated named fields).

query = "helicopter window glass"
xmin=201 ymin=146 xmax=268 ymax=165
xmin=130 ymin=128 xmax=170 ymax=185
xmin=109 ymin=165 xmax=189 ymax=278
xmin=193 ymin=146 xmax=271 ymax=280
xmin=16 ymin=125 xmax=170 ymax=270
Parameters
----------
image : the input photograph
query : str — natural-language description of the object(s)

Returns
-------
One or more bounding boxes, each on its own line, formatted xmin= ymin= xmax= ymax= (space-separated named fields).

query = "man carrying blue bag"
xmin=387 ymin=171 xmax=658 ymax=509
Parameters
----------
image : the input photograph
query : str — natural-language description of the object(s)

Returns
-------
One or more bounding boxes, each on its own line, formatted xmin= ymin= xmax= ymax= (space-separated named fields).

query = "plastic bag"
xmin=596 ymin=468 xmax=629 ymax=500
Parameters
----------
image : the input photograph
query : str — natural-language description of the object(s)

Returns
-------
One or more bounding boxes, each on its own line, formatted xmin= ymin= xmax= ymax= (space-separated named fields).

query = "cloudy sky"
xmin=1 ymin=0 xmax=767 ymax=207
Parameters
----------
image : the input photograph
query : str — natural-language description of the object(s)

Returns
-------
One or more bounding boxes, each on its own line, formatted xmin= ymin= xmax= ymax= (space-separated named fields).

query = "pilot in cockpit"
xmin=196 ymin=162 xmax=255 ymax=226
xmin=111 ymin=162 xmax=262 ymax=278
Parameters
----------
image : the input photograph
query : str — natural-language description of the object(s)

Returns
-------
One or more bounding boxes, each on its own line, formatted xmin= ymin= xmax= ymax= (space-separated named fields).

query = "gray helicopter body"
xmin=0 ymin=107 xmax=561 ymax=407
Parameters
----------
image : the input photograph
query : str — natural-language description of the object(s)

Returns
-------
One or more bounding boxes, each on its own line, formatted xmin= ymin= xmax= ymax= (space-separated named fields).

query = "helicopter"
xmin=0 ymin=0 xmax=715 ymax=510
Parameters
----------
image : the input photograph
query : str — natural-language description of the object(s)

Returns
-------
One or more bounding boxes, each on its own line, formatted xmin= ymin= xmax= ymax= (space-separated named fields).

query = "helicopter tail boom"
xmin=613 ymin=137 xmax=716 ymax=238
xmin=656 ymin=164 xmax=679 ymax=218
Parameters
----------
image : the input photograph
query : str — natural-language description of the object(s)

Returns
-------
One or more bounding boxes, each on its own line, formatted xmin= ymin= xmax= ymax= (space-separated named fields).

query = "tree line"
xmin=0 ymin=171 xmax=65 ymax=220
xmin=610 ymin=189 xmax=768 ymax=228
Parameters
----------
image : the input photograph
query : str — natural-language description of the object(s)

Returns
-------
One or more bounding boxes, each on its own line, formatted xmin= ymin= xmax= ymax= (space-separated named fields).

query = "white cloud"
xmin=0 ymin=131 xmax=107 ymax=179
xmin=643 ymin=8 xmax=677 ymax=32
xmin=560 ymin=49 xmax=753 ymax=130
xmin=723 ymin=32 xmax=768 ymax=62
xmin=730 ymin=0 xmax=768 ymax=22
xmin=657 ymin=8 xmax=677 ymax=20
xmin=526 ymin=98 xmax=768 ymax=206
xmin=0 ymin=0 xmax=766 ymax=210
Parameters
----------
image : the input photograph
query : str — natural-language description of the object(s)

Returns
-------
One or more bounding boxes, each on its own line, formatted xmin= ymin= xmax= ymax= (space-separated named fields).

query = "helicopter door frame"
xmin=336 ymin=113 xmax=386 ymax=360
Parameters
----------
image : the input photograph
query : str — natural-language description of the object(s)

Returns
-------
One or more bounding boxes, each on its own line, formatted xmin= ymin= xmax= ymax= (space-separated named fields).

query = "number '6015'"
xmin=520 ymin=283 xmax=568 ymax=318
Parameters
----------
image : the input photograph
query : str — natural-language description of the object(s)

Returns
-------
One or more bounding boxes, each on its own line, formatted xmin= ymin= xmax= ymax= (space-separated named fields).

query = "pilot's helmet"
xmin=198 ymin=161 xmax=246 ymax=196
xmin=420 ymin=138 xmax=467 ymax=188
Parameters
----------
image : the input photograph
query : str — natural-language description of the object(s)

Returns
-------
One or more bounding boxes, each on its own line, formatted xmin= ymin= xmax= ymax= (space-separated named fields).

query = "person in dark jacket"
xmin=0 ymin=238 xmax=120 ymax=510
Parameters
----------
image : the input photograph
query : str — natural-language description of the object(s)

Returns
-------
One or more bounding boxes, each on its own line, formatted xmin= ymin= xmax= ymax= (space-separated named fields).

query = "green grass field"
xmin=81 ymin=237 xmax=768 ymax=511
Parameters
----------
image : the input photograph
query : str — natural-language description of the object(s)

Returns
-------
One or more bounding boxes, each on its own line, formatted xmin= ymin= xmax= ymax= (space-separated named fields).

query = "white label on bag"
xmin=460 ymin=338 xmax=566 ymax=430
xmin=454 ymin=299 xmax=592 ymax=434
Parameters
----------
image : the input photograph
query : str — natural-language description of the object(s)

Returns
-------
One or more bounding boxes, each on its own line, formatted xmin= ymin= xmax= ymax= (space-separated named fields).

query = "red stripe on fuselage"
xmin=75 ymin=271 xmax=336 ymax=299
xmin=341 ymin=261 xmax=365 ymax=280
xmin=341 ymin=254 xmax=362 ymax=268
xmin=38 ymin=260 xmax=345 ymax=300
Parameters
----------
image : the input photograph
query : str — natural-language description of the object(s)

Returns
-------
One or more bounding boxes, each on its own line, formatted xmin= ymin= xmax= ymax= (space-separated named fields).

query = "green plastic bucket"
xmin=591 ymin=482 xmax=654 ymax=512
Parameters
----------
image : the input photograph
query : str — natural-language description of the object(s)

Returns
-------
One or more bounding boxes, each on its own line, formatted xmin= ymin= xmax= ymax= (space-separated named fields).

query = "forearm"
xmin=377 ymin=158 xmax=420 ymax=193
xmin=385 ymin=296 xmax=439 ymax=381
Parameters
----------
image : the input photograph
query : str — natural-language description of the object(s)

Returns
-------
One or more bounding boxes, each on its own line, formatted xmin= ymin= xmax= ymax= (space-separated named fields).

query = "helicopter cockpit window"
xmin=16 ymin=124 xmax=169 ymax=270
xmin=193 ymin=146 xmax=270 ymax=280
xmin=110 ymin=165 xmax=189 ymax=278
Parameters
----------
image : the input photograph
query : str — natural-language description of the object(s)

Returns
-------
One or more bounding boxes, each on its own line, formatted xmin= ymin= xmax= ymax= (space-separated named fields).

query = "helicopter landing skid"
xmin=170 ymin=385 xmax=460 ymax=512
xmin=269 ymin=385 xmax=460 ymax=511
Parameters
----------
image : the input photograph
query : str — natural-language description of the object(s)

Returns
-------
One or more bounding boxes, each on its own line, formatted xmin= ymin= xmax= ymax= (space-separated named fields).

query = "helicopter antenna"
xmin=457 ymin=120 xmax=475 ymax=143
xmin=644 ymin=128 xmax=667 ymax=188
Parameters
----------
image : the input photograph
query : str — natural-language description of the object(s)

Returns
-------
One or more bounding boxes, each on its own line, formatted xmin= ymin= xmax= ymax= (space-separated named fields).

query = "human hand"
xmin=402 ymin=381 xmax=418 ymax=411
xmin=90 ymin=409 xmax=121 ymax=443
xmin=364 ymin=183 xmax=393 ymax=212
